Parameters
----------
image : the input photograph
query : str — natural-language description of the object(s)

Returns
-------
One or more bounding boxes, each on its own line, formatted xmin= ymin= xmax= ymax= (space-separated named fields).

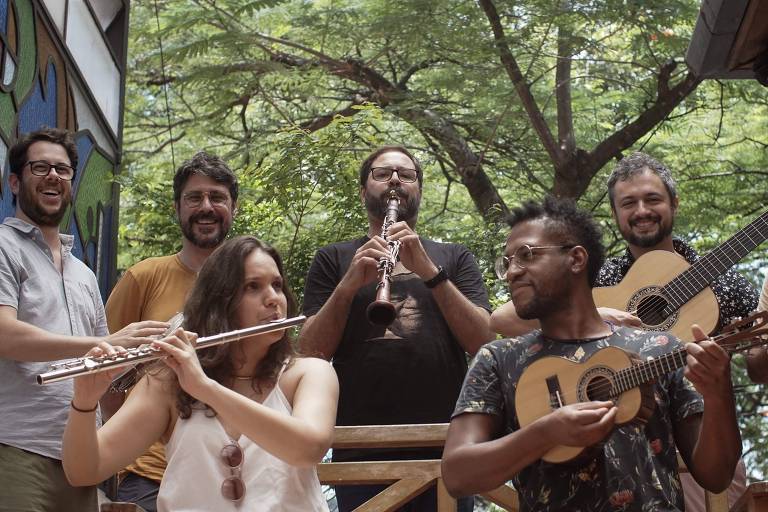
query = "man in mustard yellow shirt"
xmin=105 ymin=152 xmax=238 ymax=511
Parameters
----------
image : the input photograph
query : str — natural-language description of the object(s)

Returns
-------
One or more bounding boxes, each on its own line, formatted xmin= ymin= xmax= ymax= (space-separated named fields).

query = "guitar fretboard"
xmin=660 ymin=210 xmax=768 ymax=316
xmin=612 ymin=349 xmax=688 ymax=396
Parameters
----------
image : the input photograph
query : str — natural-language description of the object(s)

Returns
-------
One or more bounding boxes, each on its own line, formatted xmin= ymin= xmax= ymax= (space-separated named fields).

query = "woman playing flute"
xmin=62 ymin=236 xmax=338 ymax=511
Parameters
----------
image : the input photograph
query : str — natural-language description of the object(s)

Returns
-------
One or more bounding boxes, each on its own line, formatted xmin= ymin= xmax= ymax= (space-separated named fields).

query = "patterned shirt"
xmin=453 ymin=327 xmax=703 ymax=512
xmin=596 ymin=239 xmax=757 ymax=330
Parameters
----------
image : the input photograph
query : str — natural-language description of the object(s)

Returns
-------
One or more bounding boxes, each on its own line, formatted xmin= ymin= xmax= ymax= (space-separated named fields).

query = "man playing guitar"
xmin=490 ymin=152 xmax=757 ymax=338
xmin=749 ymin=280 xmax=768 ymax=383
xmin=442 ymin=197 xmax=742 ymax=511
xmin=488 ymin=152 xmax=755 ymax=509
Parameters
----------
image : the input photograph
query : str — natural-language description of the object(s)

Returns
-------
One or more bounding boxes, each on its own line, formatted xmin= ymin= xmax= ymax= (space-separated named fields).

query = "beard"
xmin=17 ymin=178 xmax=70 ymax=227
xmin=514 ymin=290 xmax=560 ymax=320
xmin=621 ymin=212 xmax=674 ymax=248
xmin=180 ymin=210 xmax=231 ymax=249
xmin=364 ymin=187 xmax=420 ymax=223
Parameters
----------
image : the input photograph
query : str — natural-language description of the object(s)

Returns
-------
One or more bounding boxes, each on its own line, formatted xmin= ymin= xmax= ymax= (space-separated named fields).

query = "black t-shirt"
xmin=303 ymin=236 xmax=490 ymax=460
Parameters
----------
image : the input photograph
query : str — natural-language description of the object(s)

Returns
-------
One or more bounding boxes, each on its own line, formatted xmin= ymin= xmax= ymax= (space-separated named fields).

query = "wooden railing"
xmin=319 ymin=423 xmax=766 ymax=512
xmin=98 ymin=422 xmax=765 ymax=512
xmin=317 ymin=423 xmax=518 ymax=511
xmin=732 ymin=481 xmax=768 ymax=512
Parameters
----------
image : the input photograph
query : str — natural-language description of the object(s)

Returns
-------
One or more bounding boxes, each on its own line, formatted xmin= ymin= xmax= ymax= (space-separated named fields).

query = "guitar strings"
xmin=627 ymin=214 xmax=768 ymax=328
xmin=519 ymin=325 xmax=768 ymax=412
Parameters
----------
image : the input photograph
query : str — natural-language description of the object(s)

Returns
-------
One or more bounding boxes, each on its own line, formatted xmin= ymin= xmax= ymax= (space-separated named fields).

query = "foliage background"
xmin=119 ymin=0 xmax=768 ymax=480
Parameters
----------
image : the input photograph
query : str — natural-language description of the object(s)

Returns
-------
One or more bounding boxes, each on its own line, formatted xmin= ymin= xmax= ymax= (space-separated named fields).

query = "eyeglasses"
xmin=26 ymin=160 xmax=75 ymax=181
xmin=220 ymin=441 xmax=245 ymax=502
xmin=182 ymin=190 xmax=231 ymax=209
xmin=370 ymin=166 xmax=418 ymax=183
xmin=494 ymin=244 xmax=574 ymax=279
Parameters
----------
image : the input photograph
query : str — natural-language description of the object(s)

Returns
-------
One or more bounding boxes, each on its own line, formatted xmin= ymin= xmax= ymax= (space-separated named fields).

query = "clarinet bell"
xmin=366 ymin=299 xmax=396 ymax=326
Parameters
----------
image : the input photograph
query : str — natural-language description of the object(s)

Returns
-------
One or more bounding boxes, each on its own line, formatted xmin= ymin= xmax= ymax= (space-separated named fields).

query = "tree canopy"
xmin=120 ymin=0 xmax=768 ymax=477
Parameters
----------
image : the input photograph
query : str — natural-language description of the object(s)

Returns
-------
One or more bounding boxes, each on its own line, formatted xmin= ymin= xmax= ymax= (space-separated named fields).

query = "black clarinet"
xmin=366 ymin=190 xmax=401 ymax=325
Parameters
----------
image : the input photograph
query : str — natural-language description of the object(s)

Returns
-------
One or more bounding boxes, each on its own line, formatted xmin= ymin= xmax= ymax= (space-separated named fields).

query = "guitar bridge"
xmin=546 ymin=376 xmax=564 ymax=409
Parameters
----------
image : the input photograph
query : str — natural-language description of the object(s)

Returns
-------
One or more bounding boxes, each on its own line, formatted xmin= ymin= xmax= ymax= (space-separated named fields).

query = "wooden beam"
xmin=436 ymin=478 xmax=458 ymax=512
xmin=318 ymin=460 xmax=442 ymax=485
xmin=732 ymin=481 xmax=768 ymax=512
xmin=354 ymin=478 xmax=435 ymax=511
xmin=332 ymin=424 xmax=449 ymax=449
xmin=481 ymin=484 xmax=520 ymax=511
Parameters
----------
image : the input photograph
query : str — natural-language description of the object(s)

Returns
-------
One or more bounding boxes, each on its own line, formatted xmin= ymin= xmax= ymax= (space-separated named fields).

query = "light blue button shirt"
xmin=0 ymin=217 xmax=107 ymax=460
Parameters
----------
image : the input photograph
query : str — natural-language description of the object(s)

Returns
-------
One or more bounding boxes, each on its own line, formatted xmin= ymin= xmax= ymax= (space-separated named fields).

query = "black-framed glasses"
xmin=494 ymin=244 xmax=574 ymax=279
xmin=370 ymin=166 xmax=418 ymax=183
xmin=220 ymin=441 xmax=245 ymax=502
xmin=182 ymin=190 xmax=231 ymax=208
xmin=26 ymin=160 xmax=75 ymax=181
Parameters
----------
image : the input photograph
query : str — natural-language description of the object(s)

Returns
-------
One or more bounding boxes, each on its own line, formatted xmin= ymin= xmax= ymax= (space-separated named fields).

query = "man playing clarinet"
xmin=299 ymin=145 xmax=493 ymax=512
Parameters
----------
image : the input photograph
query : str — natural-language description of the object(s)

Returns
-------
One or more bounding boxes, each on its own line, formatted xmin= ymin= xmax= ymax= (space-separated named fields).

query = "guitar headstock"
xmin=714 ymin=311 xmax=768 ymax=352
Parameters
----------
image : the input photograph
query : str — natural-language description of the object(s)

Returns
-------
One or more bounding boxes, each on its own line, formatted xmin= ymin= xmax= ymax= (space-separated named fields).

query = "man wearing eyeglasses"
xmin=488 ymin=152 xmax=755 ymax=511
xmin=491 ymin=152 xmax=757 ymax=344
xmin=442 ymin=196 xmax=741 ymax=512
xmin=300 ymin=145 xmax=493 ymax=511
xmin=102 ymin=151 xmax=238 ymax=511
xmin=0 ymin=128 xmax=168 ymax=512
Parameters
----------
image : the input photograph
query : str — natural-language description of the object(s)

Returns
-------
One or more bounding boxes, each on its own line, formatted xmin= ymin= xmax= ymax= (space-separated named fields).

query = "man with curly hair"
xmin=488 ymin=153 xmax=755 ymax=509
xmin=442 ymin=196 xmax=741 ymax=512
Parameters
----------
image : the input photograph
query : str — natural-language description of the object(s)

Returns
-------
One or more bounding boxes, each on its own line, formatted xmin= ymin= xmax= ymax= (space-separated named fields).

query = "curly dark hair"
xmin=9 ymin=127 xmax=79 ymax=176
xmin=358 ymin=145 xmax=423 ymax=190
xmin=174 ymin=236 xmax=298 ymax=419
xmin=607 ymin=152 xmax=676 ymax=210
xmin=172 ymin=151 xmax=239 ymax=204
xmin=504 ymin=196 xmax=605 ymax=286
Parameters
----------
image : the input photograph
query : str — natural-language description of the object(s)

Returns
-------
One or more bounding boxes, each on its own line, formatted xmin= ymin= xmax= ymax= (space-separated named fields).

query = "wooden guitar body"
xmin=514 ymin=312 xmax=768 ymax=465
xmin=592 ymin=250 xmax=719 ymax=342
xmin=515 ymin=346 xmax=656 ymax=464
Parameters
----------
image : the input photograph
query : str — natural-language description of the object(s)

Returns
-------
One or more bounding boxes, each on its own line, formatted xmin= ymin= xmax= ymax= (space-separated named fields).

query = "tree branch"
xmin=397 ymin=59 xmax=442 ymax=89
xmin=299 ymin=97 xmax=367 ymax=132
xmin=478 ymin=0 xmax=562 ymax=165
xmin=555 ymin=15 xmax=576 ymax=157
xmin=588 ymin=65 xmax=702 ymax=177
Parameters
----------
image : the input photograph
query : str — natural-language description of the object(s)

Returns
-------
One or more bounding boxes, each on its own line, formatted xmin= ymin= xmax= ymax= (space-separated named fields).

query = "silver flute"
xmin=37 ymin=315 xmax=306 ymax=385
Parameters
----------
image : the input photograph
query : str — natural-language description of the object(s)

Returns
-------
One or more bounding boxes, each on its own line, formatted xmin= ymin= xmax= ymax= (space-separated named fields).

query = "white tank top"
xmin=157 ymin=374 xmax=329 ymax=512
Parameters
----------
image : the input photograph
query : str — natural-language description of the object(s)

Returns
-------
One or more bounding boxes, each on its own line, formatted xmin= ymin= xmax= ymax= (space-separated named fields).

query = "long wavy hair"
xmin=174 ymin=236 xmax=298 ymax=418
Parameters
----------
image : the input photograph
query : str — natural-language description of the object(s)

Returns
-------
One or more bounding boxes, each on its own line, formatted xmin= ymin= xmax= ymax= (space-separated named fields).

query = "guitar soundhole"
xmin=585 ymin=375 xmax=613 ymax=402
xmin=636 ymin=295 xmax=668 ymax=326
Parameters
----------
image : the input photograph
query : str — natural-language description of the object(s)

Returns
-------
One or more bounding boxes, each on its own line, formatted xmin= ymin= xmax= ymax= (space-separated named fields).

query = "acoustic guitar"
xmin=593 ymin=210 xmax=768 ymax=341
xmin=515 ymin=311 xmax=768 ymax=464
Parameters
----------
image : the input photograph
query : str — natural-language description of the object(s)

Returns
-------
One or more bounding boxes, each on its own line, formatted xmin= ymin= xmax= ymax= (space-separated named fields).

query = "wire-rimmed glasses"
xmin=182 ymin=191 xmax=231 ymax=209
xmin=494 ymin=244 xmax=574 ymax=279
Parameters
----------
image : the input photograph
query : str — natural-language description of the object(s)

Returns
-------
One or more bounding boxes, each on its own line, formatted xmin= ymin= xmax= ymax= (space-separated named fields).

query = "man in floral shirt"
xmin=442 ymin=197 xmax=741 ymax=511
xmin=490 ymin=152 xmax=757 ymax=337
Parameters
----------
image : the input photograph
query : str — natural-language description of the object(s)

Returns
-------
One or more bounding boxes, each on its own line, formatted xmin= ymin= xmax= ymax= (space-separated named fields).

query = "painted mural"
xmin=0 ymin=0 xmax=122 ymax=299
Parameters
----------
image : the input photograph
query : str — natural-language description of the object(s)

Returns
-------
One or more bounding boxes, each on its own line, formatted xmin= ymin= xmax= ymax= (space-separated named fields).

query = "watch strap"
xmin=424 ymin=266 xmax=448 ymax=288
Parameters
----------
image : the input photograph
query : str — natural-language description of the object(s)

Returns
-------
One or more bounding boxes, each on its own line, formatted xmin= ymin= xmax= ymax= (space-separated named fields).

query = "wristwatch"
xmin=424 ymin=266 xmax=448 ymax=288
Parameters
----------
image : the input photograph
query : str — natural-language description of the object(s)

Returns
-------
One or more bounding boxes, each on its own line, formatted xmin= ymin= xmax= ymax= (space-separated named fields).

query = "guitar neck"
xmin=662 ymin=210 xmax=768 ymax=311
xmin=614 ymin=333 xmax=768 ymax=395
xmin=613 ymin=348 xmax=687 ymax=395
